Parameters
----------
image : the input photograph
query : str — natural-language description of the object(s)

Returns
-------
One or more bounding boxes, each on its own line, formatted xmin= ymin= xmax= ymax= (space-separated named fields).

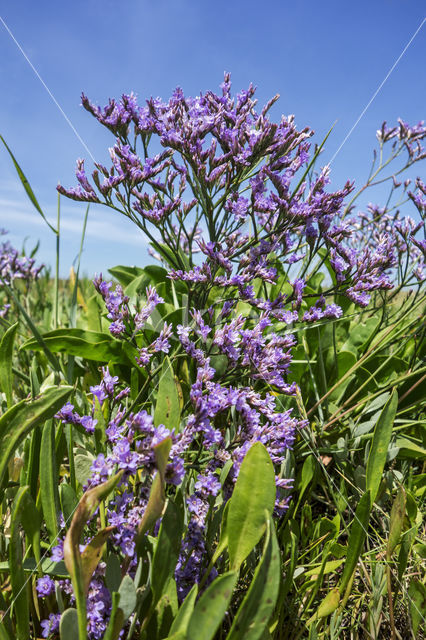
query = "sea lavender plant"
xmin=43 ymin=75 xmax=425 ymax=639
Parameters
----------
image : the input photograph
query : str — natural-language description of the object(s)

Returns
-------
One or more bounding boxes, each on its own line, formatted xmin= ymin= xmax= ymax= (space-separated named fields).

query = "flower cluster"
xmin=0 ymin=230 xmax=44 ymax=319
xmin=58 ymin=77 xmax=425 ymax=322
xmin=48 ymin=76 xmax=425 ymax=638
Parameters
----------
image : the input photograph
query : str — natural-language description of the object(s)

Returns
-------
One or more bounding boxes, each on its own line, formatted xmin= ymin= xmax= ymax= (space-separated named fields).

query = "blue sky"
xmin=0 ymin=1 xmax=425 ymax=276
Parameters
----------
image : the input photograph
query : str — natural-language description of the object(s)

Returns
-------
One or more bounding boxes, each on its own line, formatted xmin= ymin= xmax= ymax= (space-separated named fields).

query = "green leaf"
xmin=0 ymin=558 xmax=68 ymax=577
xmin=308 ymin=588 xmax=340 ymax=624
xmin=365 ymin=390 xmax=398 ymax=503
xmin=0 ymin=622 xmax=13 ymax=640
xmin=154 ymin=356 xmax=181 ymax=430
xmin=227 ymin=518 xmax=280 ymax=640
xmin=105 ymin=554 xmax=122 ymax=594
xmin=12 ymin=486 xmax=42 ymax=565
xmin=0 ymin=322 xmax=18 ymax=408
xmin=394 ymin=437 xmax=426 ymax=459
xmin=26 ymin=426 xmax=42 ymax=501
xmin=386 ymin=487 xmax=406 ymax=559
xmin=74 ymin=453 xmax=95 ymax=487
xmin=211 ymin=500 xmax=230 ymax=565
xmin=148 ymin=577 xmax=179 ymax=638
xmin=398 ymin=526 xmax=417 ymax=584
xmin=40 ymin=419 xmax=60 ymax=542
xmin=342 ymin=316 xmax=380 ymax=353
xmin=151 ymin=499 xmax=183 ymax=606
xmin=407 ymin=579 xmax=426 ymax=636
xmin=0 ymin=135 xmax=56 ymax=233
xmin=227 ymin=443 xmax=276 ymax=570
xmin=59 ymin=608 xmax=79 ymax=640
xmin=9 ymin=490 xmax=31 ymax=639
xmin=169 ymin=584 xmax=198 ymax=636
xmin=21 ymin=329 xmax=137 ymax=365
xmin=339 ymin=490 xmax=372 ymax=595
xmin=187 ymin=571 xmax=238 ymax=640
xmin=103 ymin=592 xmax=125 ymax=640
xmin=108 ymin=264 xmax=146 ymax=287
xmin=117 ymin=575 xmax=137 ymax=620
xmin=295 ymin=455 xmax=316 ymax=512
xmin=60 ymin=483 xmax=79 ymax=528
xmin=0 ymin=385 xmax=72 ymax=491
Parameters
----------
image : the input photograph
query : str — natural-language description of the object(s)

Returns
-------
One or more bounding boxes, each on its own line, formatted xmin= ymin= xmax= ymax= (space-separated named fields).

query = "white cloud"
xmin=0 ymin=197 xmax=148 ymax=246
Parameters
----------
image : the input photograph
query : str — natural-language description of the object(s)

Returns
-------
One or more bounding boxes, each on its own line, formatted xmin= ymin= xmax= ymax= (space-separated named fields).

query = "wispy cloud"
xmin=0 ymin=198 xmax=148 ymax=246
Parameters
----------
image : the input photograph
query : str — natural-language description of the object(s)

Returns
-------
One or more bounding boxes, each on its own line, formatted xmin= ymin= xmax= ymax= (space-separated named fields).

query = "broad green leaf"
xmin=308 ymin=588 xmax=340 ymax=624
xmin=339 ymin=490 xmax=372 ymax=595
xmin=343 ymin=316 xmax=380 ymax=353
xmin=21 ymin=329 xmax=137 ymax=365
xmin=0 ymin=322 xmax=18 ymax=408
xmin=108 ymin=264 xmax=146 ymax=287
xmin=105 ymin=554 xmax=122 ymax=594
xmin=74 ymin=453 xmax=95 ymax=487
xmin=151 ymin=499 xmax=183 ymax=606
xmin=386 ymin=487 xmax=406 ymax=559
xmin=304 ymin=559 xmax=345 ymax=577
xmin=0 ymin=558 xmax=68 ymax=577
xmin=60 ymin=483 xmax=79 ymax=528
xmin=154 ymin=356 xmax=181 ymax=430
xmin=118 ymin=575 xmax=137 ymax=620
xmin=40 ymin=419 xmax=60 ymax=542
xmin=59 ymin=608 xmax=79 ymax=640
xmin=227 ymin=518 xmax=280 ymax=640
xmin=227 ymin=443 xmax=276 ymax=569
xmin=407 ymin=579 xmax=426 ymax=636
xmin=169 ymin=584 xmax=198 ymax=636
xmin=366 ymin=390 xmax=398 ymax=503
xmin=187 ymin=571 xmax=238 ymax=640
xmin=147 ymin=577 xmax=179 ymax=638
xmin=0 ymin=385 xmax=72 ymax=491
xmin=124 ymin=265 xmax=169 ymax=298
xmin=394 ymin=437 xmax=426 ymax=459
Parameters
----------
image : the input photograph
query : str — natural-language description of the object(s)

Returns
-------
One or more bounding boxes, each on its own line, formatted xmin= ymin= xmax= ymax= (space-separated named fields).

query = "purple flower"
xmin=40 ymin=613 xmax=60 ymax=638
xmin=36 ymin=575 xmax=55 ymax=597
xmin=81 ymin=415 xmax=98 ymax=434
xmin=50 ymin=540 xmax=64 ymax=562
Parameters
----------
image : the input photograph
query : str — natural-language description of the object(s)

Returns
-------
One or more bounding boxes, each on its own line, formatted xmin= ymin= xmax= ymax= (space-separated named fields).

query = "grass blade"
xmin=0 ymin=322 xmax=18 ymax=408
xmin=0 ymin=135 xmax=57 ymax=234
xmin=366 ymin=390 xmax=398 ymax=503
xmin=339 ymin=490 xmax=372 ymax=596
